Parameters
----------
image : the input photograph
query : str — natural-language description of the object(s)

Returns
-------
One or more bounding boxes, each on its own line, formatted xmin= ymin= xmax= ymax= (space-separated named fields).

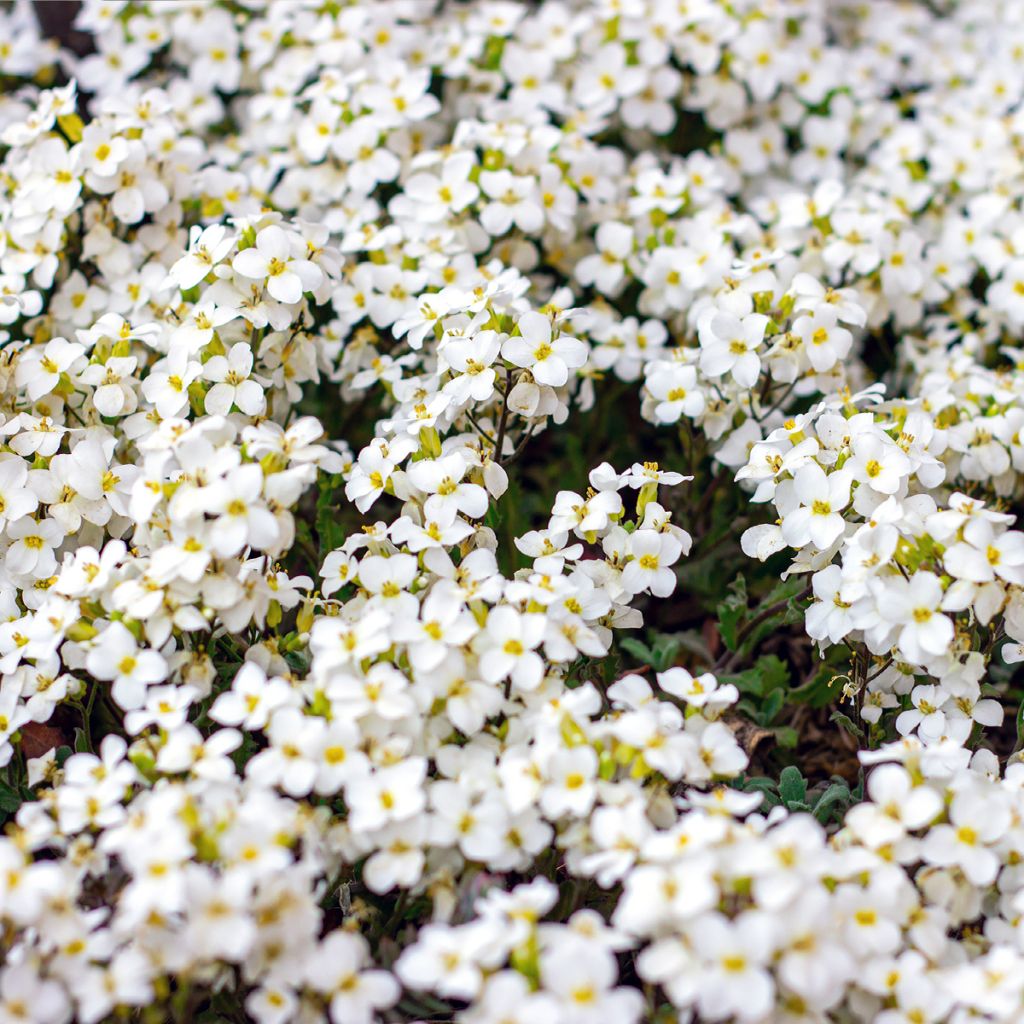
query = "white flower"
xmin=441 ymin=328 xmax=502 ymax=404
xmin=183 ymin=867 xmax=255 ymax=961
xmin=792 ymin=306 xmax=853 ymax=372
xmin=79 ymin=123 xmax=128 ymax=176
xmin=876 ymin=572 xmax=954 ymax=664
xmin=202 ymin=342 xmax=265 ymax=416
xmin=396 ymin=923 xmax=485 ymax=1000
xmin=405 ymin=153 xmax=479 ymax=221
xmin=478 ymin=169 xmax=542 ymax=236
xmin=478 ymin=606 xmax=546 ymax=691
xmin=86 ymin=622 xmax=168 ymax=710
xmin=310 ymin=610 xmax=392 ymax=672
xmin=541 ymin=941 xmax=643 ymax=1024
xmin=246 ymin=707 xmax=323 ymax=797
xmin=15 ymin=336 xmax=85 ymax=401
xmin=232 ymin=224 xmax=322 ymax=304
xmin=205 ymin=465 xmax=281 ymax=556
xmin=0 ymin=457 xmax=37 ymax=528
xmin=657 ymin=667 xmax=737 ymax=710
xmin=699 ymin=312 xmax=769 ymax=388
xmin=943 ymin=524 xmax=1024 ymax=585
xmin=780 ymin=464 xmax=851 ymax=550
xmin=576 ymin=222 xmax=634 ymax=294
xmin=208 ymin=659 xmax=292 ymax=733
xmin=646 ymin=362 xmax=705 ymax=422
xmin=549 ymin=488 xmax=622 ymax=536
xmin=393 ymin=588 xmax=476 ymax=672
xmin=541 ymin=747 xmax=598 ymax=818
xmin=804 ymin=564 xmax=858 ymax=645
xmin=845 ymin=764 xmax=943 ymax=846
xmin=141 ymin=346 xmax=201 ymax=418
xmin=169 ymin=299 xmax=238 ymax=354
xmin=847 ymin=432 xmax=911 ymax=495
xmin=305 ymin=932 xmax=399 ymax=1024
xmin=625 ymin=462 xmax=689 ymax=489
xmin=503 ymin=312 xmax=588 ymax=388
xmin=920 ymin=788 xmax=1009 ymax=885
xmin=692 ymin=913 xmax=777 ymax=1023
xmin=346 ymin=759 xmax=426 ymax=833
xmin=0 ymin=965 xmax=69 ymax=1024
xmin=78 ymin=356 xmax=139 ymax=417
xmin=156 ymin=724 xmax=241 ymax=781
xmin=169 ymin=223 xmax=236 ymax=290
xmin=6 ymin=516 xmax=64 ymax=578
xmin=621 ymin=530 xmax=682 ymax=597
xmin=462 ymin=973 xmax=559 ymax=1024
xmin=407 ymin=452 xmax=488 ymax=520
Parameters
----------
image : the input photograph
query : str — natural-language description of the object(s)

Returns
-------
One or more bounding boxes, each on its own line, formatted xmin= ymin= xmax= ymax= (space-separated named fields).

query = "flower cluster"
xmin=1 ymin=0 xmax=1024 ymax=1021
xmin=740 ymin=389 xmax=1017 ymax=740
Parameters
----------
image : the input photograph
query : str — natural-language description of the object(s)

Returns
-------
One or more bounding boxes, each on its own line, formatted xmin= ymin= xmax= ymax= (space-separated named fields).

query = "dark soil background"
xmin=30 ymin=1 xmax=92 ymax=56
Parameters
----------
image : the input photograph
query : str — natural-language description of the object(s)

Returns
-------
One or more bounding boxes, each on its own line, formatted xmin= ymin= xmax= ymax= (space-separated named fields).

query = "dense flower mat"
xmin=1 ymin=0 xmax=1024 ymax=1021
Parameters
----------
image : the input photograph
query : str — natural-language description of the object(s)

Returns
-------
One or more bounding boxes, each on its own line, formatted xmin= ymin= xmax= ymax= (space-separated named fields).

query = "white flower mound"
xmin=0 ymin=0 xmax=1023 ymax=1021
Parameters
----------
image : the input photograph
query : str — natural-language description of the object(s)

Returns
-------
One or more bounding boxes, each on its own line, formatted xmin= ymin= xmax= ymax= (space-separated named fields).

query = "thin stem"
xmin=755 ymin=379 xmax=798 ymax=423
xmin=693 ymin=468 xmax=726 ymax=527
xmin=81 ymin=677 xmax=99 ymax=751
xmin=494 ymin=367 xmax=513 ymax=464
xmin=461 ymin=408 xmax=496 ymax=446
xmin=863 ymin=657 xmax=894 ymax=686
xmin=501 ymin=422 xmax=539 ymax=468
xmin=713 ymin=583 xmax=813 ymax=674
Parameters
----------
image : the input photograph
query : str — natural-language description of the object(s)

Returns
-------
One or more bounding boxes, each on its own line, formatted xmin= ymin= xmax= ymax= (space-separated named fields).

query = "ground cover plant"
xmin=2 ymin=0 xmax=1024 ymax=1020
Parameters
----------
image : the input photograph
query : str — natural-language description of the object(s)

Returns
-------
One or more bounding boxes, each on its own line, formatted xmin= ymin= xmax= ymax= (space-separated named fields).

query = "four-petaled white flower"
xmin=232 ymin=224 xmax=323 ymax=304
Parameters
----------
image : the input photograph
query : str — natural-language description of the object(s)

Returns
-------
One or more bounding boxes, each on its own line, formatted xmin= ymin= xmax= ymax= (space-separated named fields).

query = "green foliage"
xmin=0 ymin=780 xmax=21 ymax=815
xmin=722 ymin=654 xmax=789 ymax=697
xmin=736 ymin=767 xmax=862 ymax=825
xmin=830 ymin=710 xmax=866 ymax=742
xmin=315 ymin=472 xmax=348 ymax=559
xmin=619 ymin=633 xmax=681 ymax=673
xmin=715 ymin=574 xmax=747 ymax=652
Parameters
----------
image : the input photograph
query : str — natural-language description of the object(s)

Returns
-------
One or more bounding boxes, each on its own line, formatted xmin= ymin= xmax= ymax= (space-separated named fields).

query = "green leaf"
xmin=784 ymin=594 xmax=808 ymax=625
xmin=0 ymin=782 xmax=21 ymax=814
xmin=720 ymin=666 xmax=765 ymax=696
xmin=717 ymin=605 xmax=742 ymax=652
xmin=761 ymin=576 xmax=806 ymax=610
xmin=778 ymin=765 xmax=806 ymax=805
xmin=830 ymin=710 xmax=865 ymax=741
xmin=738 ymin=776 xmax=777 ymax=794
xmin=773 ymin=725 xmax=799 ymax=749
xmin=789 ymin=651 xmax=852 ymax=708
xmin=314 ymin=474 xmax=348 ymax=559
xmin=620 ymin=638 xmax=655 ymax=666
xmin=737 ymin=777 xmax=781 ymax=810
xmin=756 ymin=654 xmax=789 ymax=693
xmin=761 ymin=651 xmax=790 ymax=692
xmin=650 ymin=635 xmax=681 ymax=672
xmin=759 ymin=687 xmax=784 ymax=726
xmin=716 ymin=575 xmax=747 ymax=651
xmin=742 ymin=578 xmax=808 ymax=649
xmin=736 ymin=698 xmax=761 ymax=719
xmin=667 ymin=628 xmax=716 ymax=661
xmin=721 ymin=654 xmax=790 ymax=697
xmin=483 ymin=498 xmax=502 ymax=533
xmin=812 ymin=782 xmax=852 ymax=824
